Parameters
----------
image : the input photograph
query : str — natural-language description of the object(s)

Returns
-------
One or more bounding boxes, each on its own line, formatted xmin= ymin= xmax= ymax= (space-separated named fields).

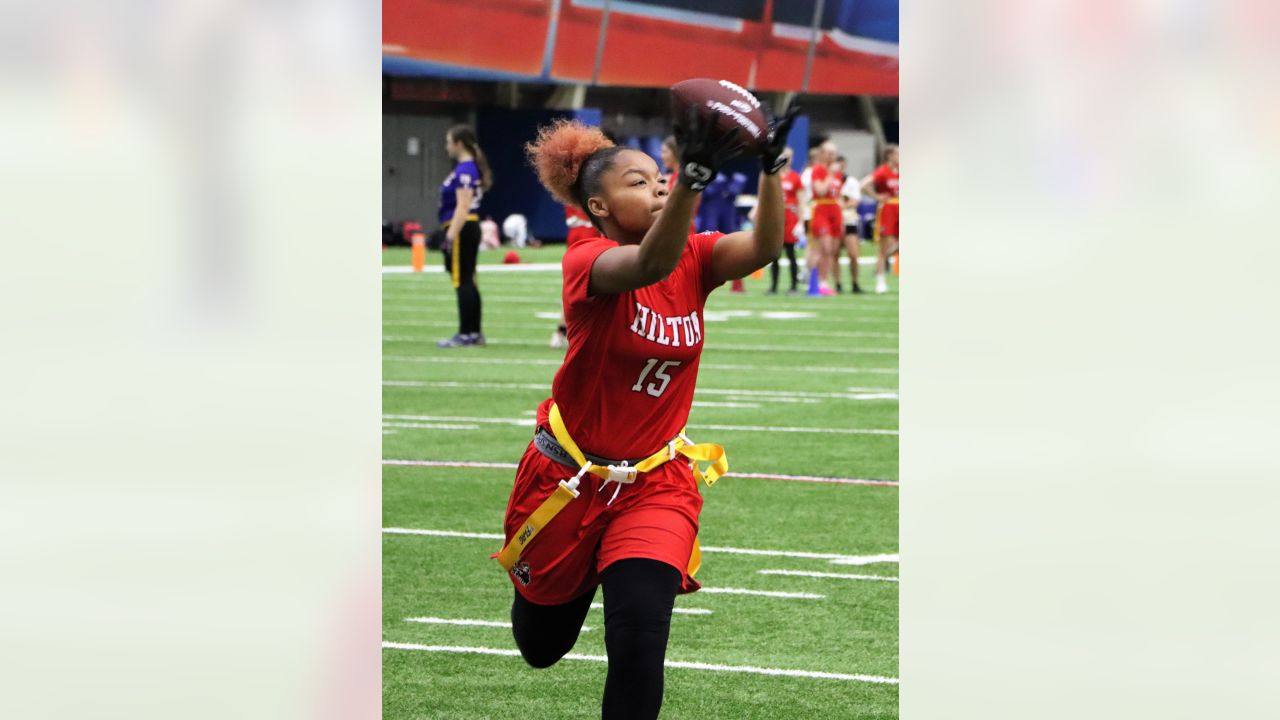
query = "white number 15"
xmin=631 ymin=358 xmax=681 ymax=398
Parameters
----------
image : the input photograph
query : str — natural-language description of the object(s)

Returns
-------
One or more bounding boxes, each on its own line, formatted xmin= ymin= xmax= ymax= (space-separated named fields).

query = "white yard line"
xmin=827 ymin=554 xmax=900 ymax=566
xmin=382 ymin=319 xmax=897 ymax=340
xmin=381 ymin=527 xmax=891 ymax=564
xmin=758 ymin=569 xmax=899 ymax=583
xmin=383 ymin=337 xmax=898 ymax=354
xmin=383 ymin=380 xmax=897 ymax=402
xmin=381 ymin=355 xmax=899 ymax=376
xmin=380 ymin=641 xmax=897 ymax=684
xmin=692 ymin=401 xmax=762 ymax=408
xmin=381 ymin=459 xmax=899 ymax=487
xmin=383 ymin=527 xmax=504 ymax=540
xmin=697 ymin=587 xmax=824 ymax=599
xmin=404 ymin=616 xmax=593 ymax=631
xmin=590 ymin=602 xmax=712 ymax=616
xmin=381 ymin=414 xmax=897 ymax=436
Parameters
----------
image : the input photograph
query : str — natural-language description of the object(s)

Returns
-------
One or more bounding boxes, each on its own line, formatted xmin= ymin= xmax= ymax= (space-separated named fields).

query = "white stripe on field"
xmin=698 ymin=587 xmax=824 ymax=599
xmin=758 ymin=569 xmax=900 ymax=583
xmin=590 ymin=602 xmax=712 ymax=616
xmin=381 ymin=317 xmax=901 ymax=338
xmin=828 ymin=553 xmax=900 ymax=566
xmin=382 ymin=355 xmax=899 ymax=375
xmin=380 ymin=460 xmax=899 ymax=487
xmin=383 ymin=380 xmax=897 ymax=402
xmin=383 ymin=527 xmax=504 ymax=540
xmin=382 ymin=422 xmax=494 ymax=430
xmin=380 ymin=641 xmax=897 ymax=684
xmin=404 ymin=616 xmax=593 ymax=631
xmin=381 ymin=526 xmax=888 ymax=564
xmin=381 ymin=414 xmax=896 ymax=436
xmin=692 ymin=401 xmax=762 ymax=408
xmin=383 ymin=262 xmax=562 ymax=274
xmin=382 ymin=337 xmax=897 ymax=355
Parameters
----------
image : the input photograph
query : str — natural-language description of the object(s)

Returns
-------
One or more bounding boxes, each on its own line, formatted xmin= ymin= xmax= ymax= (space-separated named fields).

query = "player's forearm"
xmin=752 ymin=173 xmax=785 ymax=261
xmin=637 ymin=183 xmax=698 ymax=279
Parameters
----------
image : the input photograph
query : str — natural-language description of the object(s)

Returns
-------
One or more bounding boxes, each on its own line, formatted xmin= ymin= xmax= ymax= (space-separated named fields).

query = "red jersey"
xmin=809 ymin=164 xmax=844 ymax=201
xmin=779 ymin=169 xmax=802 ymax=212
xmin=543 ymin=231 xmax=724 ymax=460
xmin=871 ymin=164 xmax=900 ymax=199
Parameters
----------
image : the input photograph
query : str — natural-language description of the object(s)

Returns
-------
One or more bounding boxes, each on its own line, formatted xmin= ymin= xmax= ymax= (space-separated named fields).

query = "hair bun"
xmin=525 ymin=119 xmax=615 ymax=206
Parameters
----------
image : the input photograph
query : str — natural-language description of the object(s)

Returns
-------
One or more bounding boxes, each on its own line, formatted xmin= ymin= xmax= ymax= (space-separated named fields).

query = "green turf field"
xmin=383 ymin=243 xmax=899 ymax=719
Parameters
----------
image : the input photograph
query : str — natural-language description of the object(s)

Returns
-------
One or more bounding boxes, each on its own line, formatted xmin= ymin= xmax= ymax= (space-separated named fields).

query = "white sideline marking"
xmin=404 ymin=616 xmax=593 ymax=631
xmin=380 ymin=641 xmax=897 ymax=684
xmin=381 ymin=527 xmax=889 ymax=564
xmin=383 ymin=262 xmax=562 ymax=274
xmin=383 ymin=380 xmax=897 ymax=402
xmin=758 ymin=569 xmax=899 ymax=583
xmin=381 ymin=422 xmax=481 ymax=430
xmin=698 ymin=587 xmax=824 ymax=599
xmin=381 ymin=459 xmax=899 ymax=487
xmin=382 ymin=355 xmax=899 ymax=376
xmin=383 ymin=337 xmax=898 ymax=355
xmin=384 ymin=527 xmax=504 ymax=540
xmin=381 ymin=319 xmax=898 ymax=340
xmin=693 ymin=401 xmax=762 ymax=408
xmin=828 ymin=553 xmax=900 ymax=566
xmin=380 ymin=414 xmax=897 ymax=436
xmin=590 ymin=602 xmax=712 ymax=616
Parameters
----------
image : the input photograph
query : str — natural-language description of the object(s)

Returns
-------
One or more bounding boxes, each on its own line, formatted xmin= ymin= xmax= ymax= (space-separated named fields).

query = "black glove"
xmin=760 ymin=104 xmax=801 ymax=175
xmin=674 ymin=103 xmax=748 ymax=191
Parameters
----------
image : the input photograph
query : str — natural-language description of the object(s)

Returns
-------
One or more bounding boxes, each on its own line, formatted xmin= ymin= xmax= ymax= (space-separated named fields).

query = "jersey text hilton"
xmin=628 ymin=302 xmax=703 ymax=348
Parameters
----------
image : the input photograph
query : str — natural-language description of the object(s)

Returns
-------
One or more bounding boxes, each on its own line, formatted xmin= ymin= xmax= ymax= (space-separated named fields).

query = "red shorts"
xmin=783 ymin=208 xmax=799 ymax=245
xmin=499 ymin=434 xmax=704 ymax=605
xmin=810 ymin=204 xmax=843 ymax=239
xmin=876 ymin=202 xmax=900 ymax=238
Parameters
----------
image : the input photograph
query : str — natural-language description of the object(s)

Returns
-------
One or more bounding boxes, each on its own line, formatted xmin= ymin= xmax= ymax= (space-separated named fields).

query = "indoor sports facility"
xmin=382 ymin=2 xmax=899 ymax=717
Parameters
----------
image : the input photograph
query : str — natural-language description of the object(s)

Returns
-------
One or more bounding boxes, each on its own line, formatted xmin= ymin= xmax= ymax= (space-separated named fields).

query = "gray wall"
xmin=383 ymin=114 xmax=457 ymax=224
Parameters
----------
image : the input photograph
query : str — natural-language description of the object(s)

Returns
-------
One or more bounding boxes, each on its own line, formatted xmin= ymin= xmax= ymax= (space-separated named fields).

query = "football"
xmin=670 ymin=78 xmax=768 ymax=154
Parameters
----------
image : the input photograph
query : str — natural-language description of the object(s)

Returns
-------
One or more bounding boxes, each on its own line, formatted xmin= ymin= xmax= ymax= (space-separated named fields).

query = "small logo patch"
xmin=512 ymin=562 xmax=532 ymax=586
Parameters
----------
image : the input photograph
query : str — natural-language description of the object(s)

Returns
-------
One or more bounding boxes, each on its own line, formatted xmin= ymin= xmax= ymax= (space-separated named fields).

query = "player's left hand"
xmin=760 ymin=105 xmax=800 ymax=175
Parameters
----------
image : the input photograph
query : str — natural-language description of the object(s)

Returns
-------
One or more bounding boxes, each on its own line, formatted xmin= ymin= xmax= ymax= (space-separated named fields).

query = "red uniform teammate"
xmin=862 ymin=144 xmax=900 ymax=294
xmin=809 ymin=140 xmax=844 ymax=294
xmin=494 ymin=104 xmax=797 ymax=719
xmin=768 ymin=146 xmax=802 ymax=294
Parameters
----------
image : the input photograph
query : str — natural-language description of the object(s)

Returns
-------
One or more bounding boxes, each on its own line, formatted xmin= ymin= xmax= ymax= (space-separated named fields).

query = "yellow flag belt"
xmin=494 ymin=402 xmax=727 ymax=576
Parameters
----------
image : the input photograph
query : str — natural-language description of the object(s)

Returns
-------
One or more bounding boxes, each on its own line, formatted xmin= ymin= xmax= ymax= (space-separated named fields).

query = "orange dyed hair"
xmin=525 ymin=119 xmax=616 ymax=207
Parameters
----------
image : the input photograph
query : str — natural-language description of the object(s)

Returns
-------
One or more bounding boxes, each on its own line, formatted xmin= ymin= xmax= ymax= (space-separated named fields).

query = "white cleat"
xmin=875 ymin=275 xmax=888 ymax=294
xmin=550 ymin=330 xmax=568 ymax=349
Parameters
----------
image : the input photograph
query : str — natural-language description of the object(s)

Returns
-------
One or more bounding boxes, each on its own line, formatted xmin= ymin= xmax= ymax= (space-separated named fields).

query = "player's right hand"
xmin=674 ymin=103 xmax=747 ymax=192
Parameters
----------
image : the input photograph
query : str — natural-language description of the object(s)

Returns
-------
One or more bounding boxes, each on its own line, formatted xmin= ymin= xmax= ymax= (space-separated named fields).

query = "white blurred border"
xmin=904 ymin=1 xmax=1280 ymax=717
xmin=1 ymin=2 xmax=380 ymax=718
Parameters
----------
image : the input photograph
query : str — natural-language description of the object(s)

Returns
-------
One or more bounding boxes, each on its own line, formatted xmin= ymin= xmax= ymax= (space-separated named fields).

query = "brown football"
xmin=670 ymin=78 xmax=768 ymax=154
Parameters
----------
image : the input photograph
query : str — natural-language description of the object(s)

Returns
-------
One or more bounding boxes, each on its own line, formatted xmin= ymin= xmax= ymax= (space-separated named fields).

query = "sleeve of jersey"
xmin=561 ymin=237 xmax=615 ymax=314
xmin=457 ymin=162 xmax=480 ymax=191
xmin=693 ymin=231 xmax=726 ymax=297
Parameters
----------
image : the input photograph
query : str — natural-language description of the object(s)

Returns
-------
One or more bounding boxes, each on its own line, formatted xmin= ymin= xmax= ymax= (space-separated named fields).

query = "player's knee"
xmin=601 ymin=558 xmax=679 ymax=634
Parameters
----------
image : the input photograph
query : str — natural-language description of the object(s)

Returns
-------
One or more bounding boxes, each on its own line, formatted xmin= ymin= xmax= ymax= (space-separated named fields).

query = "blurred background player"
xmin=839 ymin=155 xmax=865 ymax=293
xmin=437 ymin=124 xmax=492 ymax=347
xmin=861 ymin=144 xmax=900 ymax=294
xmin=499 ymin=103 xmax=796 ymax=720
xmin=799 ymin=147 xmax=819 ymax=289
xmin=809 ymin=140 xmax=843 ymax=295
xmin=761 ymin=146 xmax=802 ymax=294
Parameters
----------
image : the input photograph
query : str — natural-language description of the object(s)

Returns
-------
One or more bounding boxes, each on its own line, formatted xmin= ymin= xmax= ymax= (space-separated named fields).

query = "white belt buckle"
xmin=606 ymin=462 xmax=638 ymax=485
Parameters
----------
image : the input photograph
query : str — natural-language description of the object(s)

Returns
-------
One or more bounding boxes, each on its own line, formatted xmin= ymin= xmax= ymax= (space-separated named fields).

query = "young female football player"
xmin=495 ymin=104 xmax=796 ymax=719
xmin=436 ymin=125 xmax=492 ymax=347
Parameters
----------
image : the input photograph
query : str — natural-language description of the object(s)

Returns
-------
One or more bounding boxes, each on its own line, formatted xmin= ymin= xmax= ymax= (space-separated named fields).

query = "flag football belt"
xmin=493 ymin=402 xmax=727 ymax=576
xmin=813 ymin=198 xmax=841 ymax=206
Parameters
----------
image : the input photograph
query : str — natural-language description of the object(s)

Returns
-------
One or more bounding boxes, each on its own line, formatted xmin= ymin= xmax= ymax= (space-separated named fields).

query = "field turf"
xmin=383 ymin=241 xmax=899 ymax=719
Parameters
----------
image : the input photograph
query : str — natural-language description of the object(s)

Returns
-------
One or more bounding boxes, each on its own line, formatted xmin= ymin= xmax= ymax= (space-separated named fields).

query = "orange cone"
xmin=892 ymin=254 xmax=900 ymax=276
xmin=411 ymin=232 xmax=425 ymax=272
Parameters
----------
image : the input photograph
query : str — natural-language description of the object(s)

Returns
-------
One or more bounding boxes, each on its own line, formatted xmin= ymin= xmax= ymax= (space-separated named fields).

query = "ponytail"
xmin=447 ymin=125 xmax=493 ymax=190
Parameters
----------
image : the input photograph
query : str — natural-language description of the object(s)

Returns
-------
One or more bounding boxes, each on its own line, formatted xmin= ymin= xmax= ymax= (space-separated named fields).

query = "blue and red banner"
xmin=383 ymin=0 xmax=897 ymax=96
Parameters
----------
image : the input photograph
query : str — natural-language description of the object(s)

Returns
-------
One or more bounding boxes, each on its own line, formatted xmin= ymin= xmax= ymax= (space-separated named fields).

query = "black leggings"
xmin=770 ymin=243 xmax=798 ymax=291
xmin=511 ymin=558 xmax=681 ymax=720
xmin=442 ymin=220 xmax=482 ymax=335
